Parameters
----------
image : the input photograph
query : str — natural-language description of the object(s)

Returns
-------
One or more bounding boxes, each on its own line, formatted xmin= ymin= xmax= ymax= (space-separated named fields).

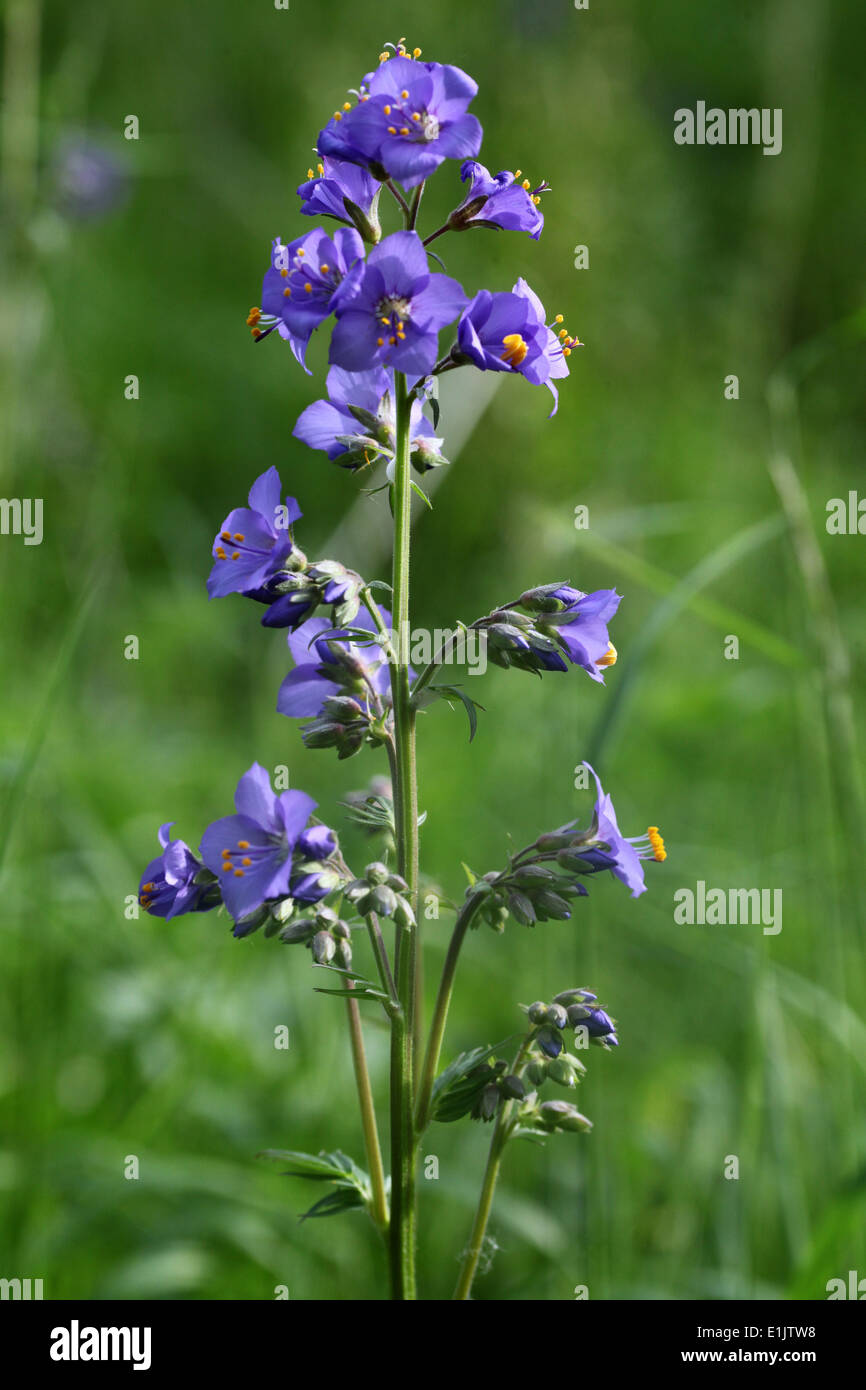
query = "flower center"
xmin=501 ymin=333 xmax=529 ymax=368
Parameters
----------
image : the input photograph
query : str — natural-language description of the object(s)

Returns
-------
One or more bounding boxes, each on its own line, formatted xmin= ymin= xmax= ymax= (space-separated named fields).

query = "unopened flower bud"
xmin=365 ymin=862 xmax=389 ymax=885
xmin=547 ymin=1003 xmax=569 ymax=1030
xmin=310 ymin=929 xmax=336 ymax=964
xmin=527 ymin=1001 xmax=548 ymax=1024
xmin=553 ymin=988 xmax=598 ymax=1006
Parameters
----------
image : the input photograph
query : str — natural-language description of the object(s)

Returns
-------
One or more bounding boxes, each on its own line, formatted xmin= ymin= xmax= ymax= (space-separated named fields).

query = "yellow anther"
xmin=304 ymin=282 xmax=313 ymax=292
xmin=563 ymin=347 xmax=571 ymax=357
xmin=522 ymin=179 xmax=531 ymax=189
xmin=142 ymin=883 xmax=154 ymax=892
xmin=317 ymin=162 xmax=324 ymax=175
xmin=320 ymin=263 xmax=329 ymax=272
xmin=383 ymin=105 xmax=392 ymax=115
xmin=280 ymin=268 xmax=288 ymax=279
xmin=647 ymin=826 xmax=666 ymax=862
xmin=401 ymin=89 xmax=409 ymax=99
xmin=389 ymin=335 xmax=397 ymax=344
xmin=283 ymin=288 xmax=291 ymax=297
xmin=377 ymin=337 xmax=384 ymax=346
xmin=554 ymin=314 xmax=564 ymax=323
xmin=514 ymin=169 xmax=522 ymax=178
xmin=501 ymin=333 xmax=529 ymax=368
xmin=400 ymin=127 xmax=409 ymax=135
xmin=412 ymin=112 xmax=421 ymax=121
xmin=597 ymin=642 xmax=617 ymax=669
xmin=412 ymin=47 xmax=421 ymax=57
xmin=215 ymin=547 xmax=226 ymax=559
xmin=307 ymin=168 xmax=314 ymax=179
xmin=221 ymin=848 xmax=231 ymax=856
xmin=221 ymin=530 xmax=231 ymax=540
xmin=233 ymin=533 xmax=244 ymax=542
xmin=532 ymin=195 xmax=541 ymax=205
xmin=342 ymin=102 xmax=351 ymax=111
xmin=333 ymin=111 xmax=342 ymax=121
xmin=387 ymin=126 xmax=397 ymax=135
xmin=381 ymin=316 xmax=390 ymax=325
xmin=241 ymin=857 xmax=252 ymax=867
xmin=379 ymin=52 xmax=389 ymax=62
xmin=237 ymin=841 xmax=250 ymax=850
xmin=246 ymin=307 xmax=261 ymax=326
xmin=233 ymin=869 xmax=244 ymax=877
xmin=223 ymin=863 xmax=233 ymax=873
xmin=231 ymin=551 xmax=240 ymax=560
xmin=297 ymin=249 xmax=305 ymax=256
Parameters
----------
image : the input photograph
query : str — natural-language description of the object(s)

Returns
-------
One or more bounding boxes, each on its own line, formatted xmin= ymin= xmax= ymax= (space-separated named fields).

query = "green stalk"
xmin=415 ymin=890 xmax=485 ymax=1132
xmin=387 ymin=370 xmax=419 ymax=1299
xmin=452 ymin=1035 xmax=533 ymax=1300
xmin=344 ymin=988 xmax=390 ymax=1233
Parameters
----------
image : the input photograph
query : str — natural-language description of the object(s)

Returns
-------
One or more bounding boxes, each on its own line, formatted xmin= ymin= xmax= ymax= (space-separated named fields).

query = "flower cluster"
xmin=139 ymin=764 xmax=344 ymax=939
xmin=476 ymin=584 xmax=621 ymax=683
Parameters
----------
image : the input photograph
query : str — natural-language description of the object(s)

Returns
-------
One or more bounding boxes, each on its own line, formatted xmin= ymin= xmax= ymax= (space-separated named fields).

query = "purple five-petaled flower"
xmin=456 ymin=279 xmax=570 ymax=414
xmin=293 ymin=364 xmax=444 ymax=471
xmin=260 ymin=227 xmax=365 ymax=370
xmin=456 ymin=161 xmax=544 ymax=239
xmin=200 ymin=764 xmax=322 ymax=927
xmin=318 ymin=54 xmax=481 ymax=189
xmin=139 ymin=824 xmax=217 ymax=919
xmin=277 ymin=609 xmax=393 ymax=719
xmin=329 ymin=230 xmax=465 ymax=378
xmin=207 ymin=466 xmax=301 ymax=601
xmin=548 ymin=587 xmax=621 ymax=683
xmin=297 ymin=156 xmax=380 ymax=227
xmin=571 ymin=763 xmax=665 ymax=899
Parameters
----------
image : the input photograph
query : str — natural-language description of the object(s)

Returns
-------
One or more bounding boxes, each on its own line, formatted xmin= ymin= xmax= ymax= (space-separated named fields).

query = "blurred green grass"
xmin=1 ymin=0 xmax=865 ymax=1300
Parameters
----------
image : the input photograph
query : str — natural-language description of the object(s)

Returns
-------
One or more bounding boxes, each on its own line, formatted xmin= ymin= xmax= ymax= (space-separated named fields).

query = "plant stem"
xmin=452 ymin=1034 xmax=534 ymax=1300
xmin=344 ymin=987 xmax=390 ymax=1233
xmin=387 ymin=370 xmax=419 ymax=1299
xmin=415 ymin=890 xmax=485 ymax=1132
xmin=452 ymin=1121 xmax=509 ymax=1301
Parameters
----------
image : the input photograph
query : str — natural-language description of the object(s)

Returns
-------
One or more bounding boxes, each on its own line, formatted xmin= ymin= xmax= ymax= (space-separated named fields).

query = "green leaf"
xmin=300 ymin=1187 xmax=367 ymax=1220
xmin=428 ymin=684 xmax=485 ymax=741
xmin=258 ymin=1149 xmax=373 ymax=1221
xmin=410 ymin=480 xmax=433 ymax=510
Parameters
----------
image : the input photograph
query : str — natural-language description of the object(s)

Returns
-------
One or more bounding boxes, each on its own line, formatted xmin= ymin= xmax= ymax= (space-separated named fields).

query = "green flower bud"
xmin=310 ymin=929 xmax=336 ymax=964
xmin=507 ymin=890 xmax=536 ymax=926
xmin=527 ymin=1001 xmax=548 ymax=1024
xmin=364 ymin=862 xmax=390 ymax=885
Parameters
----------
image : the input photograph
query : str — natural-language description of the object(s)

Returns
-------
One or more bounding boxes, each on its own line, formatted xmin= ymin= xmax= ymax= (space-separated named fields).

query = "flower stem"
xmin=388 ymin=370 xmax=419 ymax=1299
xmin=414 ymin=889 xmax=485 ymax=1132
xmin=452 ymin=1034 xmax=534 ymax=1300
xmin=344 ymin=987 xmax=390 ymax=1233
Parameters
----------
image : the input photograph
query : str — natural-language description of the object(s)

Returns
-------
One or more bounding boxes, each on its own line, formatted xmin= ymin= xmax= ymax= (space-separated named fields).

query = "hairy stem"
xmin=415 ymin=889 xmax=486 ymax=1132
xmin=452 ymin=1034 xmax=534 ymax=1300
xmin=387 ymin=370 xmax=419 ymax=1299
xmin=344 ymin=987 xmax=390 ymax=1233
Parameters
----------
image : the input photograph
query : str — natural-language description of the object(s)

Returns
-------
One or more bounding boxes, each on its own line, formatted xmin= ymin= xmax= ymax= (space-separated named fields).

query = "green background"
xmin=1 ymin=0 xmax=865 ymax=1300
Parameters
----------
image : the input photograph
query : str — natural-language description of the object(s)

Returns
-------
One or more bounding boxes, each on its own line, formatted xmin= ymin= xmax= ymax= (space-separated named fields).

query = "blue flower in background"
xmin=319 ymin=53 xmax=482 ymax=188
xmin=329 ymin=230 xmax=466 ymax=377
xmin=200 ymin=764 xmax=320 ymax=926
xmin=207 ymin=466 xmax=301 ymax=600
xmin=139 ymin=824 xmax=217 ymax=919
xmin=456 ymin=160 xmax=545 ymax=239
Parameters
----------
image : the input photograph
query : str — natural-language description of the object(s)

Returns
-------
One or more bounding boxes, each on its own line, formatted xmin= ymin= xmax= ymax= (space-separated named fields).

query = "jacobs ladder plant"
xmin=138 ymin=38 xmax=666 ymax=1300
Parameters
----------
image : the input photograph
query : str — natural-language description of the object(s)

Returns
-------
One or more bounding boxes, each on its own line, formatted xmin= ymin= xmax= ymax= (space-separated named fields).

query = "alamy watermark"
xmin=674 ymin=103 xmax=782 ymax=157
xmin=674 ymin=881 xmax=782 ymax=935
xmin=0 ymin=497 xmax=42 ymax=545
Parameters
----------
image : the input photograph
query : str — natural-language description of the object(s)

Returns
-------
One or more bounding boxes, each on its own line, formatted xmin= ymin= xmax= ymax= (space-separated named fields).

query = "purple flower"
xmin=455 ymin=161 xmax=545 ymax=239
xmin=329 ymin=230 xmax=466 ymax=378
xmin=277 ymin=609 xmax=393 ymax=719
xmin=256 ymin=227 xmax=365 ymax=369
xmin=318 ymin=54 xmax=481 ymax=189
xmin=571 ymin=764 xmax=665 ymax=899
xmin=293 ymin=364 xmax=445 ymax=472
xmin=298 ymin=156 xmax=380 ymax=231
xmin=199 ymin=764 xmax=321 ymax=927
xmin=518 ymin=584 xmax=621 ymax=683
xmin=455 ymin=279 xmax=573 ymax=414
xmin=207 ymin=466 xmax=301 ymax=600
xmin=139 ymin=824 xmax=217 ymax=919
